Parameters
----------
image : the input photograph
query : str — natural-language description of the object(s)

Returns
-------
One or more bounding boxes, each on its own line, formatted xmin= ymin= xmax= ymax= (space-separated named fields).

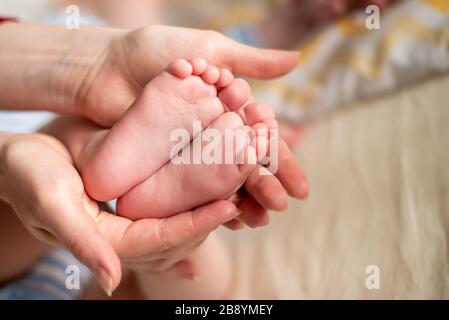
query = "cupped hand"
xmin=76 ymin=24 xmax=307 ymax=226
xmin=58 ymin=24 xmax=305 ymax=229
xmin=0 ymin=133 xmax=239 ymax=295
xmin=78 ymin=25 xmax=299 ymax=127
xmin=225 ymin=134 xmax=308 ymax=230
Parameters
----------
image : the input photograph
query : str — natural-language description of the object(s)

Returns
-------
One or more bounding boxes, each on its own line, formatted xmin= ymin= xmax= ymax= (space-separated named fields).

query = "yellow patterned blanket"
xmin=171 ymin=0 xmax=449 ymax=123
xmin=248 ymin=0 xmax=449 ymax=122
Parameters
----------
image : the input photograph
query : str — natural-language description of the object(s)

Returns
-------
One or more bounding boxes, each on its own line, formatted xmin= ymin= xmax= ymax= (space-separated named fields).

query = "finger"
xmin=238 ymin=196 xmax=270 ymax=228
xmin=122 ymin=234 xmax=205 ymax=266
xmin=237 ymin=102 xmax=276 ymax=125
xmin=152 ymin=200 xmax=239 ymax=250
xmin=160 ymin=235 xmax=206 ymax=262
xmin=47 ymin=193 xmax=122 ymax=297
xmin=245 ymin=167 xmax=288 ymax=211
xmin=223 ymin=193 xmax=246 ymax=230
xmin=242 ymin=106 xmax=309 ymax=200
xmin=275 ymin=138 xmax=309 ymax=199
xmin=163 ymin=258 xmax=198 ymax=279
xmin=154 ymin=237 xmax=205 ymax=275
xmin=130 ymin=258 xmax=199 ymax=279
xmin=223 ymin=219 xmax=246 ymax=230
xmin=103 ymin=200 xmax=239 ymax=258
xmin=226 ymin=192 xmax=244 ymax=207
xmin=222 ymin=40 xmax=299 ymax=79
xmin=27 ymin=226 xmax=60 ymax=247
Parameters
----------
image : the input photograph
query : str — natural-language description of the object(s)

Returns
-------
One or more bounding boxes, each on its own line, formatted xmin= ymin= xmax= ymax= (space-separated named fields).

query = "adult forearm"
xmin=0 ymin=23 xmax=116 ymax=115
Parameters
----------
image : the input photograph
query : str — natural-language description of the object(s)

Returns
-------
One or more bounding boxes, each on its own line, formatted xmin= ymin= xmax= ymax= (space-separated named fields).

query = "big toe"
xmin=218 ymin=78 xmax=250 ymax=111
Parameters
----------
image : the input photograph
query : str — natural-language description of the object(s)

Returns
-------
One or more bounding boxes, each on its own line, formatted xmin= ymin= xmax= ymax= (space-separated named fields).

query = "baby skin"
xmin=42 ymin=59 xmax=293 ymax=299
xmin=45 ymin=59 xmax=275 ymax=220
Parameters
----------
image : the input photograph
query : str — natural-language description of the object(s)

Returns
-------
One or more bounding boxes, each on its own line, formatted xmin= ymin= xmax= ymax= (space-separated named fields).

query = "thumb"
xmin=95 ymin=200 xmax=240 ymax=259
xmin=222 ymin=39 xmax=299 ymax=79
xmin=47 ymin=194 xmax=122 ymax=297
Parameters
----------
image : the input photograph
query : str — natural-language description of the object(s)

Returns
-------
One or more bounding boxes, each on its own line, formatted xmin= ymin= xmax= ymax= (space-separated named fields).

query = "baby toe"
xmin=218 ymin=78 xmax=250 ymax=111
xmin=216 ymin=69 xmax=234 ymax=88
xmin=167 ymin=59 xmax=193 ymax=78
xmin=201 ymin=65 xmax=220 ymax=84
xmin=190 ymin=58 xmax=208 ymax=75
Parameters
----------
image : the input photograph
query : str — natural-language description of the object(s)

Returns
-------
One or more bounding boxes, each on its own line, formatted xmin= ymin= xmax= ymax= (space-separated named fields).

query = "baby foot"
xmin=116 ymin=112 xmax=264 ymax=219
xmin=82 ymin=59 xmax=250 ymax=201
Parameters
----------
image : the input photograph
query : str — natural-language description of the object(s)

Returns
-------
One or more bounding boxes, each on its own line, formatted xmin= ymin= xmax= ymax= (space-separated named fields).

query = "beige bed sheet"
xmin=219 ymin=74 xmax=449 ymax=299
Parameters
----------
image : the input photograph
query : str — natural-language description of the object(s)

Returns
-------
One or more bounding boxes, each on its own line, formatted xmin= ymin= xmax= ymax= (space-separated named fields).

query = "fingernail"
xmin=97 ymin=267 xmax=114 ymax=297
xmin=235 ymin=222 xmax=246 ymax=230
xmin=299 ymin=179 xmax=309 ymax=199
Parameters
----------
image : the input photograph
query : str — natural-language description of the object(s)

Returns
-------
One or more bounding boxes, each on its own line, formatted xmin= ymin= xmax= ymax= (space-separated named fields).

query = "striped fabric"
xmin=0 ymin=249 xmax=92 ymax=300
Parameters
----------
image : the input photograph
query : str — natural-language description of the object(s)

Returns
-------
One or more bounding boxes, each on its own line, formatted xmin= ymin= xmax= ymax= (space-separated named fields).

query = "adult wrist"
xmin=0 ymin=23 xmax=119 ymax=117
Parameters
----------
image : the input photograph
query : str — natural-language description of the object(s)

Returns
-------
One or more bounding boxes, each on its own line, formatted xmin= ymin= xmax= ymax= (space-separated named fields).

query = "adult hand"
xmin=218 ymin=100 xmax=308 ymax=230
xmin=0 ymin=23 xmax=299 ymax=127
xmin=0 ymin=133 xmax=239 ymax=295
xmin=82 ymin=25 xmax=300 ymax=126
xmin=0 ymin=22 xmax=305 ymax=230
xmin=88 ymin=28 xmax=307 ymax=226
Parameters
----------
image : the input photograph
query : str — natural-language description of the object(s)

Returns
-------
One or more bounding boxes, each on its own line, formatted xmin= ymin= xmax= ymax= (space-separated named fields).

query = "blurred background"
xmin=2 ymin=0 xmax=448 ymax=137
xmin=1 ymin=0 xmax=449 ymax=299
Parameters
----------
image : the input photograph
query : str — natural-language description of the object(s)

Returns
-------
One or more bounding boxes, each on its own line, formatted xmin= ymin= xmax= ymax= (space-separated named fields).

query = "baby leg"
xmin=134 ymin=233 xmax=233 ymax=300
